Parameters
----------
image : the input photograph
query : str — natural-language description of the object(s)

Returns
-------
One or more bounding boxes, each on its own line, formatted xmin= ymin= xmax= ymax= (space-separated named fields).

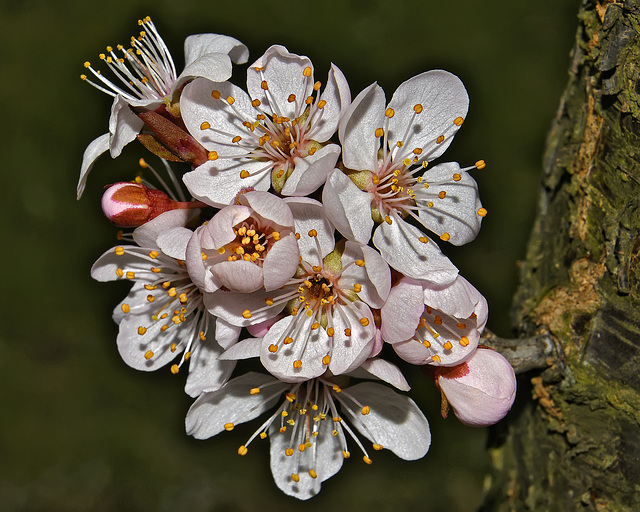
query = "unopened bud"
xmin=101 ymin=182 xmax=202 ymax=228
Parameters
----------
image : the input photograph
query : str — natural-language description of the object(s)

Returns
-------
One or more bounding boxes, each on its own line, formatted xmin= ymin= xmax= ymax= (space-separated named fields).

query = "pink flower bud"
xmin=101 ymin=182 xmax=202 ymax=228
xmin=436 ymin=348 xmax=516 ymax=427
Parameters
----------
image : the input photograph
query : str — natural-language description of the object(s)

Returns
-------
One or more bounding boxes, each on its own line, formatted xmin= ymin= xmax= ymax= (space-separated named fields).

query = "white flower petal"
xmin=358 ymin=358 xmax=411 ymax=392
xmin=239 ymin=191 xmax=295 ymax=228
xmin=387 ymin=70 xmax=468 ymax=162
xmin=340 ymin=382 xmax=431 ymax=460
xmin=380 ymin=278 xmax=424 ymax=344
xmin=205 ymin=287 xmax=287 ymax=327
xmin=183 ymin=33 xmax=249 ymax=67
xmin=247 ymin=45 xmax=313 ymax=119
xmin=186 ymin=372 xmax=287 ymax=439
xmin=262 ymin=234 xmax=300 ymax=291
xmin=212 ymin=260 xmax=265 ymax=293
xmin=78 ymin=133 xmax=110 ymax=199
xmin=269 ymin=412 xmax=343 ymax=500
xmin=417 ymin=162 xmax=483 ymax=246
xmin=215 ymin=317 xmax=242 ymax=350
xmin=285 ymin=197 xmax=335 ymax=262
xmin=339 ymin=82 xmax=386 ymax=171
xmin=322 ymin=168 xmax=374 ymax=244
xmin=372 ymin=218 xmax=458 ymax=284
xmin=307 ymin=63 xmax=351 ymax=142
xmin=220 ymin=337 xmax=261 ymax=360
xmin=176 ymin=53 xmax=233 ymax=90
xmin=108 ymin=95 xmax=144 ymax=157
xmin=156 ymin=226 xmax=193 ymax=261
xmin=133 ymin=209 xmax=199 ymax=249
xmin=280 ymin=144 xmax=341 ymax=196
xmin=340 ymin=242 xmax=391 ymax=308
xmin=329 ymin=302 xmax=375 ymax=375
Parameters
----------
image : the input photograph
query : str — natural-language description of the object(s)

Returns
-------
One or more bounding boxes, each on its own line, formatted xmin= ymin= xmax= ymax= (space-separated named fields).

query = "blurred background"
xmin=1 ymin=0 xmax=577 ymax=510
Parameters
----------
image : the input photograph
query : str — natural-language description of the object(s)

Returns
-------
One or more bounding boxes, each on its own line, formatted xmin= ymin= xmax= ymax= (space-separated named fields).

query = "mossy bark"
xmin=482 ymin=1 xmax=640 ymax=510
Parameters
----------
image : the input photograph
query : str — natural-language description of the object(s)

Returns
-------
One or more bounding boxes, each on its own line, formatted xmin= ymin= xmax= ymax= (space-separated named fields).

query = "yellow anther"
xmin=360 ymin=318 xmax=370 ymax=327
xmin=460 ymin=336 xmax=470 ymax=347
xmin=385 ymin=108 xmax=395 ymax=118
xmin=126 ymin=271 xmax=135 ymax=279
xmin=291 ymin=473 xmax=300 ymax=482
xmin=114 ymin=246 xmax=125 ymax=256
xmin=287 ymin=93 xmax=297 ymax=103
xmin=423 ymin=340 xmax=432 ymax=348
xmin=342 ymin=450 xmax=351 ymax=459
xmin=308 ymin=229 xmax=318 ymax=237
xmin=453 ymin=173 xmax=462 ymax=182
xmin=252 ymin=98 xmax=261 ymax=107
xmin=160 ymin=325 xmax=170 ymax=332
xmin=353 ymin=283 xmax=362 ymax=292
xmin=363 ymin=456 xmax=373 ymax=465
xmin=475 ymin=160 xmax=486 ymax=169
xmin=432 ymin=354 xmax=442 ymax=362
xmin=121 ymin=304 xmax=130 ymax=314
xmin=317 ymin=99 xmax=327 ymax=109
xmin=242 ymin=310 xmax=252 ymax=319
xmin=238 ymin=445 xmax=248 ymax=456
xmin=438 ymin=191 xmax=447 ymax=199
xmin=444 ymin=341 xmax=453 ymax=351
xmin=373 ymin=443 xmax=383 ymax=450
xmin=293 ymin=360 xmax=302 ymax=369
xmin=454 ymin=116 xmax=464 ymax=126
xmin=311 ymin=322 xmax=320 ymax=330
xmin=332 ymin=385 xmax=342 ymax=394
xmin=313 ymin=81 xmax=321 ymax=91
xmin=138 ymin=326 xmax=147 ymax=335
xmin=232 ymin=135 xmax=242 ymax=143
xmin=146 ymin=295 xmax=155 ymax=303
xmin=284 ymin=337 xmax=294 ymax=345
xmin=344 ymin=328 xmax=352 ymax=336
xmin=413 ymin=148 xmax=423 ymax=155
xmin=436 ymin=135 xmax=445 ymax=144
xmin=224 ymin=422 xmax=234 ymax=431
xmin=434 ymin=315 xmax=443 ymax=325
xmin=150 ymin=267 xmax=161 ymax=273
xmin=361 ymin=405 xmax=371 ymax=415
xmin=170 ymin=364 xmax=179 ymax=374
xmin=265 ymin=298 xmax=274 ymax=306
xmin=226 ymin=95 xmax=235 ymax=105
xmin=385 ymin=216 xmax=392 ymax=225
xmin=320 ymin=354 xmax=331 ymax=365
xmin=440 ymin=232 xmax=451 ymax=242
xmin=170 ymin=343 xmax=177 ymax=353
xmin=240 ymin=170 xmax=250 ymax=179
xmin=249 ymin=387 xmax=261 ymax=395
xmin=478 ymin=207 xmax=488 ymax=217
xmin=285 ymin=393 xmax=296 ymax=402
xmin=308 ymin=147 xmax=317 ymax=155
xmin=267 ymin=343 xmax=278 ymax=353
xmin=414 ymin=104 xmax=423 ymax=114
xmin=419 ymin=236 xmax=429 ymax=244
xmin=211 ymin=90 xmax=221 ymax=100
xmin=148 ymin=250 xmax=159 ymax=259
xmin=326 ymin=327 xmax=335 ymax=337
xmin=375 ymin=127 xmax=385 ymax=138
xmin=355 ymin=259 xmax=365 ymax=267
xmin=298 ymin=443 xmax=306 ymax=452
xmin=144 ymin=350 xmax=154 ymax=360
xmin=261 ymin=80 xmax=268 ymax=90
xmin=303 ymin=66 xmax=312 ymax=77
xmin=309 ymin=469 xmax=318 ymax=479
xmin=200 ymin=121 xmax=211 ymax=131
xmin=457 ymin=322 xmax=467 ymax=330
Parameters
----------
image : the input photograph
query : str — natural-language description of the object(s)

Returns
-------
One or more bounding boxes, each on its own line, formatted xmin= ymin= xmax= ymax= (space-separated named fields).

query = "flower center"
xmin=221 ymin=223 xmax=278 ymax=265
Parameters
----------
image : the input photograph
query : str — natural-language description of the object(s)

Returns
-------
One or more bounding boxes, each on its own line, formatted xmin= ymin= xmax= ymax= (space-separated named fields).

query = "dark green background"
xmin=1 ymin=0 xmax=577 ymax=510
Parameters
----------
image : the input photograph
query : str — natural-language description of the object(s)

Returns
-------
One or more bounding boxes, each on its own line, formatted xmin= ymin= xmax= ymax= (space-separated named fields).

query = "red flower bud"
xmin=101 ymin=182 xmax=203 ymax=228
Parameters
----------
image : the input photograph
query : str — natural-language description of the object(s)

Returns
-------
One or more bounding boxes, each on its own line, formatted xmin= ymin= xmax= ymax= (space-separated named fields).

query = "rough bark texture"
xmin=482 ymin=1 xmax=640 ymax=510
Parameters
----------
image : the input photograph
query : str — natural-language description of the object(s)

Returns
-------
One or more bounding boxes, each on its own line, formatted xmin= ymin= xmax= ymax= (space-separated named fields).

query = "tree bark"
xmin=482 ymin=1 xmax=640 ymax=510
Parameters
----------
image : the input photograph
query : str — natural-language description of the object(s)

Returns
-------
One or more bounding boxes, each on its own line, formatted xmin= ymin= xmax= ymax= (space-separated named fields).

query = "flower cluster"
xmin=80 ymin=17 xmax=516 ymax=500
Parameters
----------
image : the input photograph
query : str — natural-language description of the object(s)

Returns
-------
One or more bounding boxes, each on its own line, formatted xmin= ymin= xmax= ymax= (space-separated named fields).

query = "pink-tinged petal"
xmin=417 ymin=162 xmax=483 ymax=246
xmin=285 ymin=197 xmax=335 ymax=261
xmin=260 ymin=315 xmax=331 ymax=382
xmin=387 ymin=70 xmax=468 ymax=163
xmin=214 ymin=317 xmax=241 ymax=350
xmin=185 ymin=327 xmax=237 ymax=397
xmin=329 ymin=302 xmax=375 ymax=376
xmin=262 ymin=234 xmax=300 ymax=291
xmin=339 ymin=82 xmax=386 ymax=171
xmin=205 ymin=287 xmax=287 ymax=327
xmin=181 ymin=78 xmax=255 ymax=154
xmin=182 ymin=159 xmax=271 ymax=208
xmin=269 ymin=412 xmax=342 ymax=500
xmin=156 ymin=227 xmax=193 ymax=261
xmin=380 ymin=278 xmax=425 ymax=344
xmin=133 ymin=209 xmax=200 ymax=249
xmin=339 ymin=382 xmax=431 ymax=460
xmin=246 ymin=314 xmax=283 ymax=338
xmin=201 ymin=205 xmax=252 ymax=250
xmin=437 ymin=348 xmax=516 ymax=427
xmin=359 ymin=358 xmax=411 ymax=392
xmin=111 ymin=283 xmax=149 ymax=322
xmin=78 ymin=133 xmax=109 ymax=199
xmin=186 ymin=372 xmax=288 ymax=440
xmin=247 ymin=45 xmax=313 ymax=119
xmin=370 ymin=328 xmax=384 ymax=358
xmin=239 ymin=191 xmax=294 ymax=228
xmin=322 ymin=168 xmax=374 ymax=244
xmin=373 ymin=218 xmax=458 ymax=284
xmin=175 ymin=53 xmax=233 ymax=90
xmin=307 ymin=63 xmax=351 ymax=142
xmin=185 ymin=227 xmax=220 ymax=293
xmin=183 ymin=34 xmax=249 ymax=67
xmin=212 ymin=260 xmax=265 ymax=293
xmin=422 ymin=275 xmax=488 ymax=329
xmin=280 ymin=144 xmax=341 ymax=196
xmin=219 ymin=337 xmax=261 ymax=360
xmin=108 ymin=96 xmax=144 ymax=157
